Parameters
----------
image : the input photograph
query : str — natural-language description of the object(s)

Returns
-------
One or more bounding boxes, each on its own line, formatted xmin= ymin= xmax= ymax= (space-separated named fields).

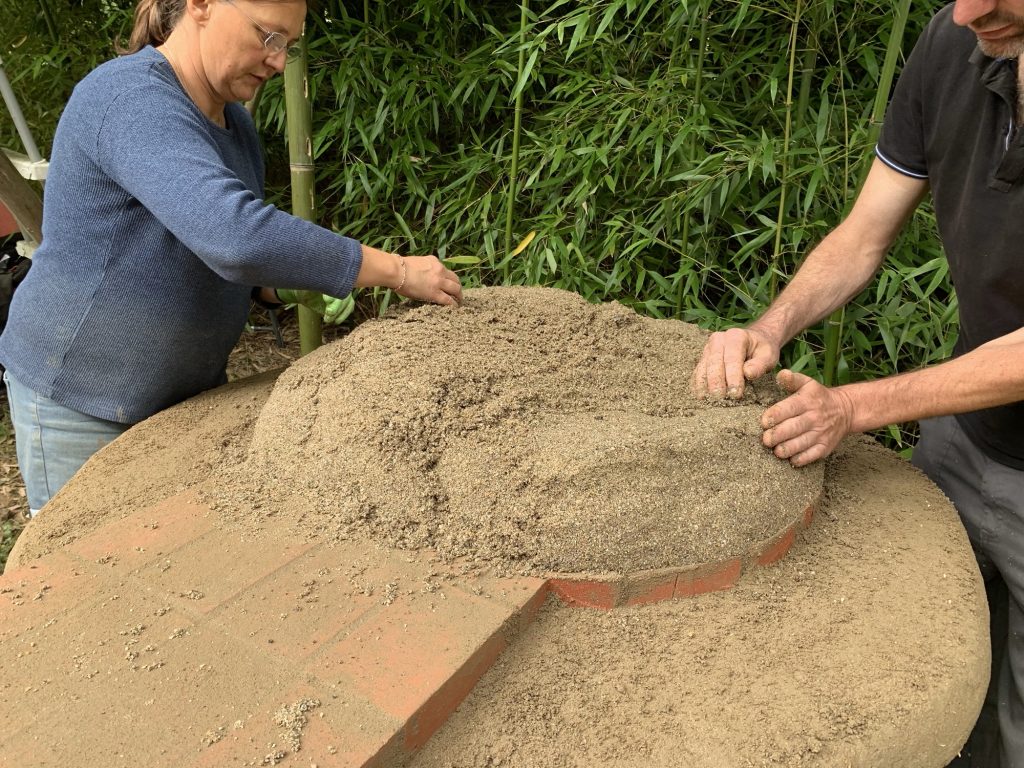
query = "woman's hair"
xmin=117 ymin=0 xmax=187 ymax=55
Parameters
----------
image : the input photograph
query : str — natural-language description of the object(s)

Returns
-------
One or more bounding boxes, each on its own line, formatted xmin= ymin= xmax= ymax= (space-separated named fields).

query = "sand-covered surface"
xmin=5 ymin=287 xmax=988 ymax=767
xmin=213 ymin=287 xmax=821 ymax=575
xmin=406 ymin=437 xmax=988 ymax=768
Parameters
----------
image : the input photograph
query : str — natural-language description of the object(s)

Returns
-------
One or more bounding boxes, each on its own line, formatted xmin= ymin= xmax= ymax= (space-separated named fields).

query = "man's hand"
xmin=276 ymin=289 xmax=353 ymax=325
xmin=692 ymin=327 xmax=781 ymax=399
xmin=761 ymin=370 xmax=855 ymax=467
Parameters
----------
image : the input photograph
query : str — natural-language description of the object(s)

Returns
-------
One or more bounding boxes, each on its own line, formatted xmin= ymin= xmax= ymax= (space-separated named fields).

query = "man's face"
xmin=954 ymin=0 xmax=1024 ymax=57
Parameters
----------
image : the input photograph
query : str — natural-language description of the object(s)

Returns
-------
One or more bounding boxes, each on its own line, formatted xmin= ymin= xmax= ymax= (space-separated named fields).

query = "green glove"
xmin=275 ymin=288 xmax=354 ymax=325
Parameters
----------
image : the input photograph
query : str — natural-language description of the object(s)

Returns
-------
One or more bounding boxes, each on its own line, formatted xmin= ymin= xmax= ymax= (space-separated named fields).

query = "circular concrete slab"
xmin=5 ymin=291 xmax=987 ymax=768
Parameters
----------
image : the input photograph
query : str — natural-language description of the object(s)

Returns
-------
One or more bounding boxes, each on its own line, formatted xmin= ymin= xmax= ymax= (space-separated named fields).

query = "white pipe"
xmin=0 ymin=54 xmax=44 ymax=164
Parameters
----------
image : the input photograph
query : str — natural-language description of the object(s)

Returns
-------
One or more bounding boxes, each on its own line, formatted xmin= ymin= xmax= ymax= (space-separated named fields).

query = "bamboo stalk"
xmin=866 ymin=0 xmax=913 ymax=169
xmin=822 ymin=0 xmax=912 ymax=387
xmin=794 ymin=0 xmax=821 ymax=138
xmin=675 ymin=2 xmax=708 ymax=317
xmin=769 ymin=0 xmax=803 ymax=300
xmin=503 ymin=0 xmax=529 ymax=277
xmin=37 ymin=0 xmax=59 ymax=43
xmin=284 ymin=29 xmax=323 ymax=355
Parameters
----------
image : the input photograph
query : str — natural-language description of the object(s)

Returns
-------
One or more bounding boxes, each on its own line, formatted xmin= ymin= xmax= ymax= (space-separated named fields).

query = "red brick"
xmin=448 ymin=575 xmax=549 ymax=636
xmin=548 ymin=577 xmax=621 ymax=609
xmin=210 ymin=543 xmax=385 ymax=663
xmin=755 ymin=524 xmax=797 ymax=567
xmin=311 ymin=587 xmax=513 ymax=727
xmin=802 ymin=502 xmax=816 ymax=528
xmin=623 ymin=568 xmax=680 ymax=607
xmin=68 ymin=490 xmax=217 ymax=572
xmin=674 ymin=558 xmax=742 ymax=598
xmin=0 ymin=551 xmax=103 ymax=638
xmin=404 ymin=632 xmax=507 ymax=750
xmin=139 ymin=528 xmax=315 ymax=615
xmin=188 ymin=683 xmax=400 ymax=768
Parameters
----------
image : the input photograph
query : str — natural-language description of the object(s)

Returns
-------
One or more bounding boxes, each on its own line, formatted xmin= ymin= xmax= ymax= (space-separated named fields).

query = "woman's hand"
xmin=396 ymin=255 xmax=463 ymax=306
xmin=356 ymin=245 xmax=462 ymax=306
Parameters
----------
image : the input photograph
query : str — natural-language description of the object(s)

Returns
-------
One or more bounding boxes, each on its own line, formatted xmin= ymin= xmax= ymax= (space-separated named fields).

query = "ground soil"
xmin=4 ymin=288 xmax=989 ymax=767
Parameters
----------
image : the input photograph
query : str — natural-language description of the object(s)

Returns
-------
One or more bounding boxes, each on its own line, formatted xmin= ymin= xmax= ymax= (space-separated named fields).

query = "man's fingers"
xmin=699 ymin=328 xmax=750 ymax=397
xmin=743 ymin=344 xmax=777 ymax=381
xmin=760 ymin=373 xmax=849 ymax=468
xmin=775 ymin=368 xmax=814 ymax=394
xmin=787 ymin=444 xmax=828 ymax=467
xmin=762 ymin=393 xmax=803 ymax=431
xmin=701 ymin=335 xmax=729 ymax=396
xmin=691 ymin=358 xmax=709 ymax=397
xmin=722 ymin=340 xmax=748 ymax=397
xmin=768 ymin=425 xmax=816 ymax=457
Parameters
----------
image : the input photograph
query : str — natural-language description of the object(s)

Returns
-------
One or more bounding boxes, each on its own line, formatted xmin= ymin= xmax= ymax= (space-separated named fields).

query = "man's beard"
xmin=973 ymin=10 xmax=1024 ymax=58
xmin=977 ymin=35 xmax=1024 ymax=57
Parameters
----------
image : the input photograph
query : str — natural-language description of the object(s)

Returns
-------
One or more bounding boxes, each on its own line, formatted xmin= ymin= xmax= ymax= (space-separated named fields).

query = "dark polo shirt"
xmin=876 ymin=3 xmax=1024 ymax=469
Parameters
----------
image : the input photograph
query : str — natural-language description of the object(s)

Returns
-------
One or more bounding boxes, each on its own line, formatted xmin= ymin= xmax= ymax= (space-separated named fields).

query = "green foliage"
xmin=1 ymin=0 xmax=954 ymax=453
xmin=0 ymin=0 xmax=133 ymax=153
xmin=0 ymin=518 xmax=23 ymax=573
xmin=261 ymin=0 xmax=949 ymax=452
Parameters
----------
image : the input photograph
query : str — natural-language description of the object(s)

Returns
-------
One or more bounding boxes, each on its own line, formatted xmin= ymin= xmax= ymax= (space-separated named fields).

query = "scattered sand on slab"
xmin=405 ymin=438 xmax=989 ymax=768
xmin=5 ymin=339 xmax=988 ymax=767
xmin=210 ymin=286 xmax=821 ymax=575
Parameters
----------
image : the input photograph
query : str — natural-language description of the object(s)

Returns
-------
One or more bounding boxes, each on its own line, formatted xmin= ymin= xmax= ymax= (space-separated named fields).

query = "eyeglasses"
xmin=222 ymin=0 xmax=302 ymax=59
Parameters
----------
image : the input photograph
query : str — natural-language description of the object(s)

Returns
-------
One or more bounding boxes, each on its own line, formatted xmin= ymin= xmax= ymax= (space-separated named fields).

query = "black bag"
xmin=0 ymin=236 xmax=31 ymax=337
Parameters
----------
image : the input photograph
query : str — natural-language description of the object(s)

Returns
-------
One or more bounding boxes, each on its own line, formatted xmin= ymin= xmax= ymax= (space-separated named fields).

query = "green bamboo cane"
xmin=865 ymin=0 xmax=913 ymax=158
xmin=675 ymin=2 xmax=708 ymax=317
xmin=769 ymin=0 xmax=803 ymax=301
xmin=37 ymin=0 xmax=59 ymax=43
xmin=822 ymin=0 xmax=912 ymax=386
xmin=794 ymin=0 xmax=821 ymax=140
xmin=284 ymin=29 xmax=323 ymax=355
xmin=503 ymin=0 xmax=529 ymax=278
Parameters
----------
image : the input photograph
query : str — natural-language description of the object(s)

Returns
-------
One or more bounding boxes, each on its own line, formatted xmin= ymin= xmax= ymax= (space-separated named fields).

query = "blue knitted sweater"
xmin=0 ymin=47 xmax=362 ymax=424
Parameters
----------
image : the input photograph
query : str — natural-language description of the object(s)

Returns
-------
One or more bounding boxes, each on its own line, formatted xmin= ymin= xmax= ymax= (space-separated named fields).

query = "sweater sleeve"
xmin=94 ymin=79 xmax=362 ymax=296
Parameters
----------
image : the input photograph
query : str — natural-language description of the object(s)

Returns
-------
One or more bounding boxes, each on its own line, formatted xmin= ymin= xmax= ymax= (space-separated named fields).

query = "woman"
xmin=0 ymin=0 xmax=463 ymax=516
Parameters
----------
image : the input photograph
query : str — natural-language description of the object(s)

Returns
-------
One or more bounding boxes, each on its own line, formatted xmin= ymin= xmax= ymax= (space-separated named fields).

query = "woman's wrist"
xmin=394 ymin=255 xmax=407 ymax=293
xmin=252 ymin=286 xmax=282 ymax=308
xmin=355 ymin=244 xmax=404 ymax=290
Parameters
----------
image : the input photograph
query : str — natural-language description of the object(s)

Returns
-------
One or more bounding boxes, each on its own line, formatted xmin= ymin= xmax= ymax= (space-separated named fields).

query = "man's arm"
xmin=764 ymin=327 xmax=1024 ymax=466
xmin=692 ymin=158 xmax=928 ymax=397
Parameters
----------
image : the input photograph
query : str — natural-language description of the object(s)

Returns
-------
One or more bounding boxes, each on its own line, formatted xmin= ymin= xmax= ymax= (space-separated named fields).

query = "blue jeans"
xmin=3 ymin=370 xmax=129 ymax=516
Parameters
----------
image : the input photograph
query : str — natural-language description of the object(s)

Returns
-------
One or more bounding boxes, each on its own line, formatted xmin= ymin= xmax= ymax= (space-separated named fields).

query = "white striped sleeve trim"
xmin=874 ymin=146 xmax=929 ymax=179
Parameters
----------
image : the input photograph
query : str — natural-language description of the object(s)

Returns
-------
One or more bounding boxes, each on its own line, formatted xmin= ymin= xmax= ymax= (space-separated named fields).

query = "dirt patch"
xmin=211 ymin=287 xmax=822 ymax=575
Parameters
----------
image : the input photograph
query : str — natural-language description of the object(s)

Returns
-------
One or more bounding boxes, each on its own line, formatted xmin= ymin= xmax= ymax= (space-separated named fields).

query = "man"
xmin=692 ymin=1 xmax=1024 ymax=765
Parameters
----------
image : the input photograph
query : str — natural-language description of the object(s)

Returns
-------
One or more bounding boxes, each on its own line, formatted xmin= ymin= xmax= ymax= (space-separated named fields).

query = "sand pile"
xmin=213 ymin=287 xmax=821 ymax=575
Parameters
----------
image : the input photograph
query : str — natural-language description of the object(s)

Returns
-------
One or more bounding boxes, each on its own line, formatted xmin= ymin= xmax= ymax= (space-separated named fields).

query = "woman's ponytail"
xmin=117 ymin=0 xmax=186 ymax=55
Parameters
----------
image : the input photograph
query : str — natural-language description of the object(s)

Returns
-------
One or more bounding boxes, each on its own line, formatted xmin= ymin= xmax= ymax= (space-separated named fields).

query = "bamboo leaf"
xmin=511 ymin=230 xmax=537 ymax=256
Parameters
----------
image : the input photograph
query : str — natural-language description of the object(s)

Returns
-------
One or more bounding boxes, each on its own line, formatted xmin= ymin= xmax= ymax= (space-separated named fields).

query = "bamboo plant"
xmin=283 ymin=29 xmax=323 ymax=355
xmin=821 ymin=0 xmax=914 ymax=386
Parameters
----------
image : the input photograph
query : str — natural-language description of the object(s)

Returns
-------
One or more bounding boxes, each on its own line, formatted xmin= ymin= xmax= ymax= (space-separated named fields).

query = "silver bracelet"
xmin=394 ymin=256 xmax=407 ymax=292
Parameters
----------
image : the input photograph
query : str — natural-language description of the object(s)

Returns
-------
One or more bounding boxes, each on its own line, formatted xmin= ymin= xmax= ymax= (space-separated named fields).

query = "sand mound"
xmin=214 ymin=287 xmax=822 ymax=574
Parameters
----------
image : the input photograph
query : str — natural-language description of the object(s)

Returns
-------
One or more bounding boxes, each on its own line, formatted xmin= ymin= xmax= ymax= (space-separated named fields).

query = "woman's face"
xmin=200 ymin=0 xmax=306 ymax=104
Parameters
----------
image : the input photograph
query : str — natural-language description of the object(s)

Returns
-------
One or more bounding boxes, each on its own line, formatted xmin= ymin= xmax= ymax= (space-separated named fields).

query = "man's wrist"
xmin=748 ymin=315 xmax=790 ymax=351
